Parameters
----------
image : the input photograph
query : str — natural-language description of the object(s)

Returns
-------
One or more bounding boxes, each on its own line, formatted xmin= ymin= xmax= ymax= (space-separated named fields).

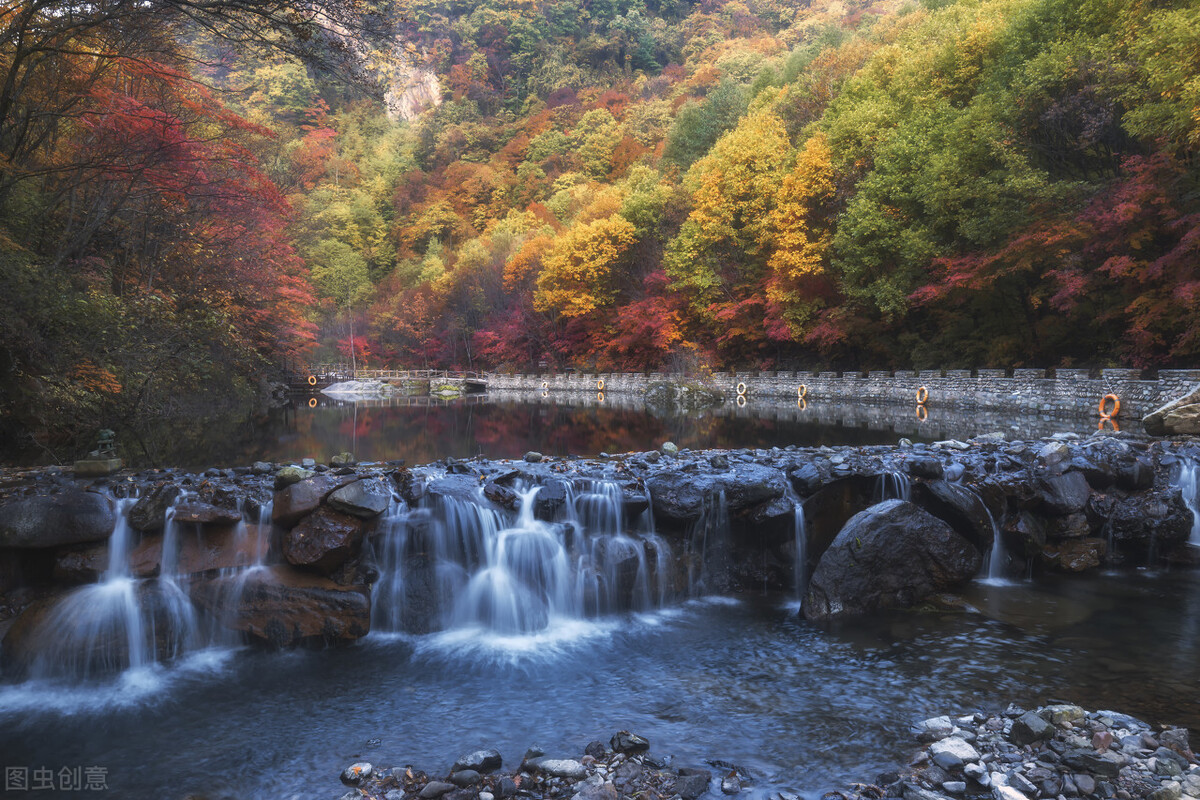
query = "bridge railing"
xmin=301 ymin=366 xmax=485 ymax=381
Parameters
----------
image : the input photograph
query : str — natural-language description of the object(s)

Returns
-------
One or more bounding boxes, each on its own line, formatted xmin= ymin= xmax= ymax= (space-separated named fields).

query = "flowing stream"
xmin=1 ymin=469 xmax=1199 ymax=798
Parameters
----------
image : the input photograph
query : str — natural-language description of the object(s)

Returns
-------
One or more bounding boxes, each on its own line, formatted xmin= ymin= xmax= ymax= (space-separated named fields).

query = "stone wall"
xmin=484 ymin=369 xmax=1200 ymax=419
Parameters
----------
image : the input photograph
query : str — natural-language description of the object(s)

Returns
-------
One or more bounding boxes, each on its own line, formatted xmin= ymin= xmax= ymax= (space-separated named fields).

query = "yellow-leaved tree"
xmin=765 ymin=131 xmax=838 ymax=337
xmin=533 ymin=216 xmax=638 ymax=317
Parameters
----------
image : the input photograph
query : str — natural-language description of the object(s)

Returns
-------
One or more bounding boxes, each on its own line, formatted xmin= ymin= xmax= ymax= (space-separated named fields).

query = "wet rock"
xmin=721 ymin=773 xmax=741 ymax=794
xmin=191 ymin=566 xmax=370 ymax=647
xmin=272 ymin=474 xmax=359 ymax=528
xmin=130 ymin=523 xmax=269 ymax=578
xmin=1041 ymin=538 xmax=1107 ymax=572
xmin=524 ymin=452 xmax=543 ymax=463
xmin=426 ymin=475 xmax=488 ymax=506
xmin=328 ymin=478 xmax=392 ymax=519
xmin=534 ymin=480 xmax=569 ymax=521
xmin=647 ymin=464 xmax=786 ymax=523
xmin=675 ymin=768 xmax=712 ymax=799
xmin=274 ymin=465 xmax=314 ymax=490
xmin=483 ymin=482 xmax=519 ymax=509
xmin=584 ymin=742 xmax=607 ymax=759
xmin=128 ymin=484 xmax=182 ymax=532
xmin=282 ymin=507 xmax=364 ymax=574
xmin=916 ymin=717 xmax=956 ymax=743
xmin=662 ymin=442 xmax=679 ymax=456
xmin=804 ymin=500 xmax=981 ymax=622
xmin=526 ymin=758 xmax=588 ymax=779
xmin=450 ymin=770 xmax=482 ymax=787
xmin=171 ymin=501 xmax=243 ymax=526
xmin=0 ymin=490 xmax=116 ymax=548
xmin=574 ymin=778 xmax=618 ymax=800
xmin=421 ymin=782 xmax=457 ymax=798
xmin=1010 ymin=711 xmax=1055 ymax=746
xmin=789 ymin=463 xmax=825 ymax=496
xmin=342 ymin=763 xmax=373 ymax=786
xmin=611 ymin=731 xmax=650 ymax=754
xmin=251 ymin=461 xmax=273 ymax=475
xmin=1062 ymin=752 xmax=1121 ymax=779
xmin=930 ymin=738 xmax=980 ymax=770
xmin=331 ymin=452 xmax=355 ymax=467
xmin=907 ymin=457 xmax=945 ymax=480
xmin=1038 ymin=471 xmax=1092 ymax=515
xmin=453 ymin=749 xmax=503 ymax=774
xmin=912 ymin=480 xmax=995 ymax=553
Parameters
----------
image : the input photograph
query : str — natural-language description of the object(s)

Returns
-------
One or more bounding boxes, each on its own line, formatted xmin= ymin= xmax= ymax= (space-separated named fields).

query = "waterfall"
xmin=688 ymin=490 xmax=730 ymax=595
xmin=370 ymin=476 xmax=676 ymax=637
xmin=1179 ymin=460 xmax=1200 ymax=547
xmin=973 ymin=488 xmax=1013 ymax=585
xmin=874 ymin=471 xmax=911 ymax=503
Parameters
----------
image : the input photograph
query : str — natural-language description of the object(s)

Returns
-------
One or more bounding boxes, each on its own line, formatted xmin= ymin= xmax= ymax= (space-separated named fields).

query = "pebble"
xmin=340 ymin=762 xmax=373 ymax=786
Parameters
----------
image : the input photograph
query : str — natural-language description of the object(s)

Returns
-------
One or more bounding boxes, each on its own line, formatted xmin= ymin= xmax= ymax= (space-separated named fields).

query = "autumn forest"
xmin=1 ymin=0 xmax=1198 ymax=446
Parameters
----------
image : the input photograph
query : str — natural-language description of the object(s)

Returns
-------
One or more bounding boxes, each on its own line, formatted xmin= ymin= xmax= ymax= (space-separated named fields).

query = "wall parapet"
xmin=482 ymin=369 xmax=1199 ymax=419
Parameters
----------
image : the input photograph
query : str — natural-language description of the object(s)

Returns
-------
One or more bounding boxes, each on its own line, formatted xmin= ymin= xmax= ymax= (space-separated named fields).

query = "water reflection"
xmin=11 ymin=390 xmax=1134 ymax=469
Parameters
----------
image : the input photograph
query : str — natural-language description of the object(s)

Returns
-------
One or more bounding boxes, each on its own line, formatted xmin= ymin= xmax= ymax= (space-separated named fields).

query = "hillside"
xmin=1 ymin=0 xmax=1198 ymax=447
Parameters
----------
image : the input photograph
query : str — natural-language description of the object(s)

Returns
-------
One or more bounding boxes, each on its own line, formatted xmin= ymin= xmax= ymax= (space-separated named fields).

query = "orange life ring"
xmin=797 ymin=384 xmax=808 ymax=399
xmin=916 ymin=386 xmax=929 ymax=405
xmin=797 ymin=397 xmax=807 ymax=411
xmin=541 ymin=381 xmax=549 ymax=390
xmin=597 ymin=379 xmax=605 ymax=390
xmin=736 ymin=394 xmax=747 ymax=407
xmin=307 ymin=375 xmax=317 ymax=386
xmin=1099 ymin=393 xmax=1120 ymax=418
xmin=1098 ymin=417 xmax=1120 ymax=432
xmin=597 ymin=391 xmax=605 ymax=403
xmin=916 ymin=404 xmax=928 ymax=422
xmin=736 ymin=382 xmax=747 ymax=396
xmin=308 ymin=397 xmax=317 ymax=408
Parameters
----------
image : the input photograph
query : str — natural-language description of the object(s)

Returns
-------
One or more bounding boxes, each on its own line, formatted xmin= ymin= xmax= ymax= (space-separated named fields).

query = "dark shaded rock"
xmin=534 ymin=480 xmax=569 ymax=521
xmin=648 ymin=465 xmax=786 ymax=524
xmin=1038 ymin=471 xmax=1092 ymax=515
xmin=584 ymin=742 xmax=607 ymax=759
xmin=483 ymin=482 xmax=519 ymax=509
xmin=907 ymin=457 xmax=944 ymax=480
xmin=675 ymin=768 xmax=712 ymax=800
xmin=328 ymin=478 xmax=392 ymax=519
xmin=1041 ymin=538 xmax=1107 ymax=572
xmin=789 ymin=463 xmax=825 ymax=496
xmin=191 ymin=566 xmax=370 ymax=646
xmin=282 ymin=507 xmax=364 ymax=573
xmin=129 ymin=484 xmax=181 ymax=532
xmin=273 ymin=474 xmax=359 ymax=528
xmin=1116 ymin=459 xmax=1155 ymax=491
xmin=453 ymin=749 xmax=502 ymax=774
xmin=611 ymin=731 xmax=650 ymax=753
xmin=449 ymin=771 xmax=481 ymax=787
xmin=426 ymin=475 xmax=488 ymax=506
xmin=1062 ymin=752 xmax=1120 ymax=779
xmin=0 ymin=490 xmax=116 ymax=548
xmin=171 ymin=501 xmax=243 ymax=526
xmin=421 ymin=782 xmax=457 ymax=798
xmin=1107 ymin=491 xmax=1191 ymax=550
xmin=1010 ymin=711 xmax=1055 ymax=746
xmin=804 ymin=500 xmax=981 ymax=622
xmin=912 ymin=480 xmax=994 ymax=554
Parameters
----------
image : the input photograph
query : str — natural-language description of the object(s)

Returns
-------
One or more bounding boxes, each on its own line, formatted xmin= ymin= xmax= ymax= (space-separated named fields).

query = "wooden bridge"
xmin=284 ymin=362 xmax=488 ymax=393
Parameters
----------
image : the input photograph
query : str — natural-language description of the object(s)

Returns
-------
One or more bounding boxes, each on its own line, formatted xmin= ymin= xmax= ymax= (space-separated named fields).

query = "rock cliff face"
xmin=384 ymin=51 xmax=441 ymax=121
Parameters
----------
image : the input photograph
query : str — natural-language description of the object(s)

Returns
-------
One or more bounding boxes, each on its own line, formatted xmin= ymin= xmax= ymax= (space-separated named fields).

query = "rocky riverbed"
xmin=332 ymin=704 xmax=1199 ymax=800
xmin=1 ymin=428 xmax=1199 ymax=671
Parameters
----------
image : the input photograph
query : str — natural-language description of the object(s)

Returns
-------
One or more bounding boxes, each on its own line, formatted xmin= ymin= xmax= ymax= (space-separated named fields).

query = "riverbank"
xmin=332 ymin=704 xmax=1198 ymax=800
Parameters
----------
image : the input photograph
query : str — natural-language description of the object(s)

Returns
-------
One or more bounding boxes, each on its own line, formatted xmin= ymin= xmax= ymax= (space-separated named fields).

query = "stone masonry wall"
xmin=484 ymin=369 xmax=1200 ymax=419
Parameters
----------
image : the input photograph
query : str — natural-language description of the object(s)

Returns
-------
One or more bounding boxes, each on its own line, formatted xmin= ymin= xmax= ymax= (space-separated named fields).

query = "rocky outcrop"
xmin=191 ymin=566 xmax=370 ymax=647
xmin=804 ymin=500 xmax=982 ymax=622
xmin=282 ymin=507 xmax=365 ymax=574
xmin=647 ymin=463 xmax=787 ymax=523
xmin=0 ymin=490 xmax=115 ymax=548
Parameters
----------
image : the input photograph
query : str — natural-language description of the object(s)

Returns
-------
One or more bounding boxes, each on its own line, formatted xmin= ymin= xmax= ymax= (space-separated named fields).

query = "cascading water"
xmin=781 ymin=484 xmax=808 ymax=607
xmin=972 ymin=489 xmax=1013 ymax=584
xmin=370 ymin=476 xmax=676 ymax=639
xmin=688 ymin=490 xmax=731 ymax=595
xmin=1179 ymin=460 xmax=1200 ymax=548
xmin=874 ymin=471 xmax=911 ymax=503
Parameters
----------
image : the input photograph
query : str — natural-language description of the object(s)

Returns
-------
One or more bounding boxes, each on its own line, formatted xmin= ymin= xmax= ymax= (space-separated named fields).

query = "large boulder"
xmin=129 ymin=524 xmax=271 ymax=578
xmin=282 ymin=508 xmax=364 ymax=573
xmin=272 ymin=474 xmax=359 ymax=528
xmin=647 ymin=464 xmax=787 ymax=523
xmin=327 ymin=478 xmax=392 ymax=519
xmin=911 ymin=480 xmax=995 ymax=554
xmin=0 ymin=490 xmax=116 ymax=548
xmin=191 ymin=566 xmax=370 ymax=647
xmin=804 ymin=500 xmax=982 ymax=622
xmin=1144 ymin=383 xmax=1200 ymax=435
xmin=1037 ymin=471 xmax=1091 ymax=515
